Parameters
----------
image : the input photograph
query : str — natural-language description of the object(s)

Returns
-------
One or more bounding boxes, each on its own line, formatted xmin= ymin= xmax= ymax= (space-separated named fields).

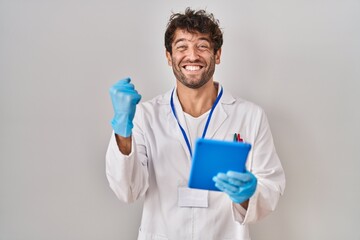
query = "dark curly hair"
xmin=164 ymin=8 xmax=223 ymax=54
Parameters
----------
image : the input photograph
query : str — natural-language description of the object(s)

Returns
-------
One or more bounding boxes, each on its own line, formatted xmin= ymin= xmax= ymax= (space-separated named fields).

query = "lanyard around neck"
xmin=170 ymin=86 xmax=224 ymax=158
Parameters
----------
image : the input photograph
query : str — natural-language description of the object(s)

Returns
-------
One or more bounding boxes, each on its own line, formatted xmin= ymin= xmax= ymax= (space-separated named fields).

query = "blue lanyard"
xmin=170 ymin=86 xmax=223 ymax=157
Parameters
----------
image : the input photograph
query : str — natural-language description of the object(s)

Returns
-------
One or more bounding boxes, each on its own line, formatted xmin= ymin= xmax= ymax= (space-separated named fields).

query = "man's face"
xmin=166 ymin=29 xmax=221 ymax=89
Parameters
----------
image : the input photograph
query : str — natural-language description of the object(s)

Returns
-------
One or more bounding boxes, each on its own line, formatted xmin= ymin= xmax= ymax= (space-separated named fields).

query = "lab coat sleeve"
xmin=232 ymin=108 xmax=286 ymax=224
xmin=105 ymin=105 xmax=149 ymax=203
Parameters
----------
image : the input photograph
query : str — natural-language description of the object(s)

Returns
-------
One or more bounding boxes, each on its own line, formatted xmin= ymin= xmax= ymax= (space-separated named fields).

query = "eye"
xmin=198 ymin=44 xmax=210 ymax=50
xmin=176 ymin=45 xmax=187 ymax=51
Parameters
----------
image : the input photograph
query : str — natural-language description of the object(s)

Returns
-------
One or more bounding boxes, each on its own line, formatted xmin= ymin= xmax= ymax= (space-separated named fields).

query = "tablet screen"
xmin=188 ymin=138 xmax=251 ymax=191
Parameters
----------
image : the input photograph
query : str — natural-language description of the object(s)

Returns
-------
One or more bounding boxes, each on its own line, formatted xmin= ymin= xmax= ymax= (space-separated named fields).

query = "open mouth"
xmin=183 ymin=65 xmax=203 ymax=72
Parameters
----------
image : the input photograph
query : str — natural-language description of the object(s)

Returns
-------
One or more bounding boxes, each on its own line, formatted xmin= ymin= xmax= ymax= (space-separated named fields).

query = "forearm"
xmin=115 ymin=133 xmax=132 ymax=155
xmin=106 ymin=133 xmax=149 ymax=202
xmin=240 ymin=200 xmax=249 ymax=210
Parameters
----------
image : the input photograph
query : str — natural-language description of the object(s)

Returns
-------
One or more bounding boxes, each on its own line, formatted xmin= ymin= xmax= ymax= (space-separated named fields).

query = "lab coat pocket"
xmin=222 ymin=238 xmax=250 ymax=240
xmin=138 ymin=227 xmax=169 ymax=240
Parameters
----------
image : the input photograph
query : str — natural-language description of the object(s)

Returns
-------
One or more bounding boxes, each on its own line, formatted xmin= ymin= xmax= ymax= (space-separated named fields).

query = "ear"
xmin=215 ymin=48 xmax=222 ymax=64
xmin=166 ymin=50 xmax=172 ymax=66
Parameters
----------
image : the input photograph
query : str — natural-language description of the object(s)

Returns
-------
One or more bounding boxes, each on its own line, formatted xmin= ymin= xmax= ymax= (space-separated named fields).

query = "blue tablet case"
xmin=188 ymin=138 xmax=252 ymax=191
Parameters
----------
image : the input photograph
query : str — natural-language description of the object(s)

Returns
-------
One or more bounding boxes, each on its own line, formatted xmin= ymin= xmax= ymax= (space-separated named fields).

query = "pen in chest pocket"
xmin=233 ymin=133 xmax=243 ymax=142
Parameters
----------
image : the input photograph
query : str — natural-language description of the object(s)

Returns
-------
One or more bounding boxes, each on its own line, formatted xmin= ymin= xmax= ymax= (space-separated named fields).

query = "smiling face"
xmin=166 ymin=29 xmax=221 ymax=89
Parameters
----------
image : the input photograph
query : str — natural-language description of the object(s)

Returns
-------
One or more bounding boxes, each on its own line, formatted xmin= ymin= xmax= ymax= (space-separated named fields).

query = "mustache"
xmin=181 ymin=60 xmax=205 ymax=65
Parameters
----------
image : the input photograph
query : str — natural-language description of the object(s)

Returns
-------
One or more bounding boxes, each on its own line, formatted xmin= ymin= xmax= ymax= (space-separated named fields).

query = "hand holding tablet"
xmin=213 ymin=170 xmax=257 ymax=204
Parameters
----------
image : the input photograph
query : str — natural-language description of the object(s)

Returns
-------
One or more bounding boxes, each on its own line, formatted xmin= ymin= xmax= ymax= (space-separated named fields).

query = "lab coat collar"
xmin=162 ymin=83 xmax=235 ymax=160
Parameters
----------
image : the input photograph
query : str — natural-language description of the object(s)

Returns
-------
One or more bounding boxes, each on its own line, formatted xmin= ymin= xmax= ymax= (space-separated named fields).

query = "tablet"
xmin=188 ymin=138 xmax=251 ymax=191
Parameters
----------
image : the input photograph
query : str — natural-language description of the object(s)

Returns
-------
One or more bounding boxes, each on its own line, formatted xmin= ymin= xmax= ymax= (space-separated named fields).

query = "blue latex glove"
xmin=213 ymin=170 xmax=257 ymax=204
xmin=109 ymin=78 xmax=141 ymax=137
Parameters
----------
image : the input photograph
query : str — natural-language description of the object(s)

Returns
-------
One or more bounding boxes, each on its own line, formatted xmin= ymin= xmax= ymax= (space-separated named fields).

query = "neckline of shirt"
xmin=183 ymin=110 xmax=211 ymax=120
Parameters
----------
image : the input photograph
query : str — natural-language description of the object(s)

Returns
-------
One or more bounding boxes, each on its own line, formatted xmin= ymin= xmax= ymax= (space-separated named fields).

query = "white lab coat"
xmin=106 ymin=86 xmax=285 ymax=240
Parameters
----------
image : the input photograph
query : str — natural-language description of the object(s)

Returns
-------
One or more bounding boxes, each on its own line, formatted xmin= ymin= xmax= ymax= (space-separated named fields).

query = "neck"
xmin=176 ymin=80 xmax=218 ymax=117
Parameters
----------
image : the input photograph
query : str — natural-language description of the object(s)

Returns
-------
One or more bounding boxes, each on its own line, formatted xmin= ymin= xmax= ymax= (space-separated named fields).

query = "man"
xmin=106 ymin=8 xmax=285 ymax=240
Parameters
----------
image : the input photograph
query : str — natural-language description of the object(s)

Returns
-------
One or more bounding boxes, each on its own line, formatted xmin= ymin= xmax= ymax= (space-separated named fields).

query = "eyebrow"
xmin=173 ymin=37 xmax=211 ymax=45
xmin=173 ymin=38 xmax=187 ymax=45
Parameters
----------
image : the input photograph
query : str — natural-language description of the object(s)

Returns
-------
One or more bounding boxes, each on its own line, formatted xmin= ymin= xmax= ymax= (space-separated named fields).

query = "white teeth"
xmin=185 ymin=66 xmax=201 ymax=71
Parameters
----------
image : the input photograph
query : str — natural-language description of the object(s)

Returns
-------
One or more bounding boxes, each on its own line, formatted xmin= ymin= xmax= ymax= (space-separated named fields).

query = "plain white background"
xmin=1 ymin=0 xmax=359 ymax=239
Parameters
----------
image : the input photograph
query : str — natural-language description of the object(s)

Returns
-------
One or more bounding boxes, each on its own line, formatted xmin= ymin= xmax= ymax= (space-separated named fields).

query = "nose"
xmin=187 ymin=46 xmax=200 ymax=61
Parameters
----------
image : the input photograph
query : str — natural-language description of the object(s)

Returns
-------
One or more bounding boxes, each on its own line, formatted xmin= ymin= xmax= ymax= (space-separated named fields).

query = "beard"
xmin=171 ymin=56 xmax=216 ymax=89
